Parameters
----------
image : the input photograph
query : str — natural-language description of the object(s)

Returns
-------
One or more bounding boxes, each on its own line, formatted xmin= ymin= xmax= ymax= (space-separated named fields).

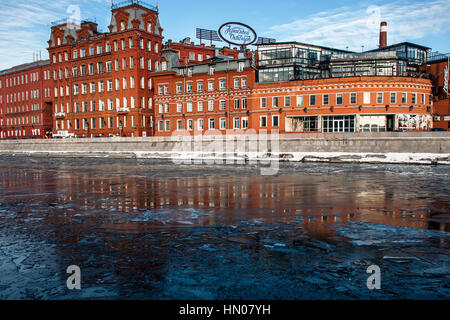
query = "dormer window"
xmin=120 ymin=21 xmax=126 ymax=31
xmin=57 ymin=37 xmax=61 ymax=46
xmin=238 ymin=62 xmax=245 ymax=72
xmin=147 ymin=23 xmax=152 ymax=33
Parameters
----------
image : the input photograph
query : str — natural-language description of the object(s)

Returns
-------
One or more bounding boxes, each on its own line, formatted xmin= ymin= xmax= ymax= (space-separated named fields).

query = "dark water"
xmin=0 ymin=156 xmax=448 ymax=300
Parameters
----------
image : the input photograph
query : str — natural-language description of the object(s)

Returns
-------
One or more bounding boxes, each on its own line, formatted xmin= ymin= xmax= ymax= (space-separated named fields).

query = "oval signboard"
xmin=218 ymin=22 xmax=257 ymax=46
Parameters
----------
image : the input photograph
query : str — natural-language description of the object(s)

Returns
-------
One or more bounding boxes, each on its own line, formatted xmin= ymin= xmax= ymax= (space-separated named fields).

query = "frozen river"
xmin=0 ymin=156 xmax=448 ymax=299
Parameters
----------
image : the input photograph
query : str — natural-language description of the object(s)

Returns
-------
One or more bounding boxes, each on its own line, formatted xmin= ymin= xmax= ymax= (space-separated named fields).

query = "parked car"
xmin=430 ymin=128 xmax=448 ymax=132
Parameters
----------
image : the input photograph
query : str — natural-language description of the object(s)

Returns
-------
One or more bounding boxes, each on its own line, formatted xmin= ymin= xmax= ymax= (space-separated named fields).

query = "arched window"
xmin=147 ymin=23 xmax=152 ymax=33
xmin=57 ymin=37 xmax=61 ymax=46
xmin=120 ymin=21 xmax=126 ymax=31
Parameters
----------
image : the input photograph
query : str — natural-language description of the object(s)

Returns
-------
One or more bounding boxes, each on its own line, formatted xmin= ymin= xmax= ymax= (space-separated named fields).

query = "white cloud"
xmin=264 ymin=0 xmax=450 ymax=51
xmin=0 ymin=0 xmax=75 ymax=70
xmin=0 ymin=0 xmax=108 ymax=70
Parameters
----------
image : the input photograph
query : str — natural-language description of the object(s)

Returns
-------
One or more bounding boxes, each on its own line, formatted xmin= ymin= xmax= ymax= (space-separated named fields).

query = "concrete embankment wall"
xmin=0 ymin=132 xmax=449 ymax=165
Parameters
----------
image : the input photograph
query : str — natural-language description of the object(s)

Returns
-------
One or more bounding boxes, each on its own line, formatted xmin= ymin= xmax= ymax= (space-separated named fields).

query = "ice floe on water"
xmin=334 ymin=222 xmax=449 ymax=246
xmin=128 ymin=208 xmax=208 ymax=225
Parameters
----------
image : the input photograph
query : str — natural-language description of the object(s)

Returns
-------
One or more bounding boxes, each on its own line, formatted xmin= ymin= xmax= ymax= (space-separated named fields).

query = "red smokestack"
xmin=379 ymin=22 xmax=388 ymax=48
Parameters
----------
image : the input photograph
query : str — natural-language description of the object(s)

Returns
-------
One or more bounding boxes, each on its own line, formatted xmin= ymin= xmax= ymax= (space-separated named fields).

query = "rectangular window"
xmin=208 ymin=118 xmax=215 ymax=130
xmin=402 ymin=92 xmax=407 ymax=104
xmin=297 ymin=95 xmax=304 ymax=107
xmin=336 ymin=93 xmax=343 ymax=105
xmin=273 ymin=97 xmax=279 ymax=108
xmin=260 ymin=116 xmax=267 ymax=128
xmin=220 ymin=118 xmax=226 ymax=130
xmin=177 ymin=103 xmax=182 ymax=113
xmin=323 ymin=94 xmax=329 ymax=105
xmin=234 ymin=99 xmax=240 ymax=109
xmin=198 ymin=119 xmax=204 ymax=130
xmin=377 ymin=92 xmax=383 ymax=104
xmin=309 ymin=95 xmax=316 ymax=106
xmin=241 ymin=78 xmax=247 ymax=89
xmin=208 ymin=101 xmax=214 ymax=111
xmin=350 ymin=93 xmax=357 ymax=104
xmin=198 ymin=101 xmax=204 ymax=112
xmin=197 ymin=82 xmax=203 ymax=92
xmin=187 ymin=102 xmax=193 ymax=113
xmin=272 ymin=115 xmax=279 ymax=127
xmin=285 ymin=96 xmax=291 ymax=107
xmin=242 ymin=117 xmax=248 ymax=129
xmin=220 ymin=100 xmax=226 ymax=111
xmin=412 ymin=93 xmax=417 ymax=104
xmin=234 ymin=78 xmax=239 ymax=89
xmin=364 ymin=92 xmax=371 ymax=104
xmin=219 ymin=80 xmax=226 ymax=91
xmin=242 ymin=98 xmax=247 ymax=110
xmin=390 ymin=92 xmax=397 ymax=104
xmin=261 ymin=97 xmax=267 ymax=108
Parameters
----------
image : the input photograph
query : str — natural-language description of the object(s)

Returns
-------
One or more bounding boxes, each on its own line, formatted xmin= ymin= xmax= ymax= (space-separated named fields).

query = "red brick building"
xmin=152 ymin=39 xmax=434 ymax=136
xmin=428 ymin=54 xmax=450 ymax=130
xmin=153 ymin=58 xmax=255 ymax=135
xmin=164 ymin=38 xmax=240 ymax=66
xmin=47 ymin=1 xmax=162 ymax=137
xmin=0 ymin=60 xmax=53 ymax=139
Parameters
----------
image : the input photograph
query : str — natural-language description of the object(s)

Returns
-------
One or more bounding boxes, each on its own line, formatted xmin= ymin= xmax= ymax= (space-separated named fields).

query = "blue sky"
xmin=1 ymin=0 xmax=449 ymax=70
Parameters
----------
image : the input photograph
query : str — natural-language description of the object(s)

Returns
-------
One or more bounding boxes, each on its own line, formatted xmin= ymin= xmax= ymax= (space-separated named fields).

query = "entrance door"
xmin=386 ymin=115 xmax=395 ymax=132
xmin=334 ymin=119 xmax=345 ymax=132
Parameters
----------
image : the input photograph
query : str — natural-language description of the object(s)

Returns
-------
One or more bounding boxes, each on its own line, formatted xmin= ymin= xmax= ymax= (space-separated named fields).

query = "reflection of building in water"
xmin=3 ymin=163 xmax=444 ymax=231
xmin=1 ymin=162 xmax=447 ymax=235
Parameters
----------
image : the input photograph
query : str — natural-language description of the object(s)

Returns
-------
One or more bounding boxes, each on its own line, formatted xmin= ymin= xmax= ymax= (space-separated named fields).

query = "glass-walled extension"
xmin=256 ymin=42 xmax=430 ymax=83
xmin=258 ymin=66 xmax=321 ymax=83
xmin=257 ymin=42 xmax=349 ymax=83
xmin=258 ymin=46 xmax=321 ymax=67
xmin=366 ymin=42 xmax=430 ymax=65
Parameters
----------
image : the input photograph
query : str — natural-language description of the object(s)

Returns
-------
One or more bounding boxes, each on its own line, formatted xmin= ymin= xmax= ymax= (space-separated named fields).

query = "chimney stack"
xmin=379 ymin=22 xmax=387 ymax=48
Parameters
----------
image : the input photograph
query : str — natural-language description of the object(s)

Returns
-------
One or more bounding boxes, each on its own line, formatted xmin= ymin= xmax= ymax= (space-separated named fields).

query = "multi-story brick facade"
xmin=47 ymin=1 xmax=162 ymax=137
xmin=428 ymin=55 xmax=450 ymax=130
xmin=153 ymin=58 xmax=255 ymax=135
xmin=0 ymin=60 xmax=53 ymax=139
xmin=252 ymin=76 xmax=433 ymax=133
xmin=152 ymin=40 xmax=434 ymax=136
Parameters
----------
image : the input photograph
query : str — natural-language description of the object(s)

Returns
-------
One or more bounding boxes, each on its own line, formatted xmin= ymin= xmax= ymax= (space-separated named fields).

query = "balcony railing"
xmin=111 ymin=0 xmax=158 ymax=11
xmin=117 ymin=107 xmax=130 ymax=114
xmin=55 ymin=112 xmax=66 ymax=119
xmin=427 ymin=52 xmax=450 ymax=63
